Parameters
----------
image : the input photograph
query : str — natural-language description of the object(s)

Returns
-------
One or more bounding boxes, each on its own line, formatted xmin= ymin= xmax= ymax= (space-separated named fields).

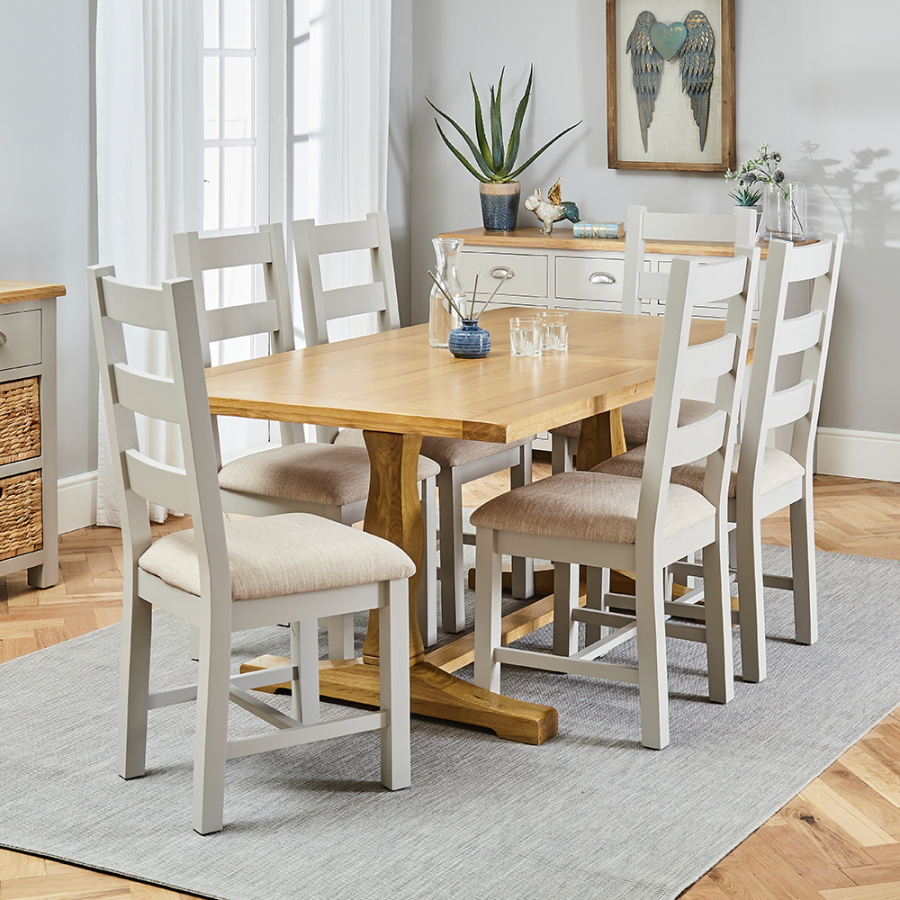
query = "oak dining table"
xmin=204 ymin=305 xmax=739 ymax=745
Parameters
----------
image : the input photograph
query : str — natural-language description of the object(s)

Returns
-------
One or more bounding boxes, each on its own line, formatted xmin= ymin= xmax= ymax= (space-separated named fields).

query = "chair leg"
xmin=634 ymin=556 xmax=669 ymax=750
xmin=379 ymin=579 xmax=411 ymax=790
xmin=437 ymin=467 xmax=466 ymax=633
xmin=790 ymin=478 xmax=817 ymax=645
xmin=584 ymin=566 xmax=609 ymax=645
xmin=474 ymin=528 xmax=502 ymax=693
xmin=510 ymin=444 xmax=535 ymax=600
xmin=191 ymin=622 xmax=232 ymax=835
xmin=551 ymin=432 xmax=574 ymax=474
xmin=702 ymin=529 xmax=735 ymax=705
xmin=418 ymin=476 xmax=438 ymax=647
xmin=736 ymin=509 xmax=767 ymax=683
xmin=118 ymin=573 xmax=153 ymax=780
xmin=552 ymin=562 xmax=579 ymax=656
xmin=290 ymin=620 xmax=320 ymax=723
xmin=321 ymin=614 xmax=355 ymax=660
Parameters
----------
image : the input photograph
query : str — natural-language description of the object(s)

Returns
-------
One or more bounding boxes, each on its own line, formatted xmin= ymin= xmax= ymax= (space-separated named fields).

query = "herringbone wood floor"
xmin=0 ymin=470 xmax=898 ymax=900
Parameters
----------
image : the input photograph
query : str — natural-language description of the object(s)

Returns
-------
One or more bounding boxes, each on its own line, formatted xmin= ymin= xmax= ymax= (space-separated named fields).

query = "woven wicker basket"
xmin=0 ymin=378 xmax=41 ymax=467
xmin=0 ymin=470 xmax=43 ymax=561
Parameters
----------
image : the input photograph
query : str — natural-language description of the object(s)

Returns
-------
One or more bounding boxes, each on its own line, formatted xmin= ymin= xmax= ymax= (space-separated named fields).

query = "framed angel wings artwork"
xmin=606 ymin=0 xmax=736 ymax=171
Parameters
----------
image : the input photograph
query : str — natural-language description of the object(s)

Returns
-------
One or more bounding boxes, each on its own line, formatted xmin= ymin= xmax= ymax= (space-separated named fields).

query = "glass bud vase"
xmin=763 ymin=181 xmax=806 ymax=242
xmin=429 ymin=238 xmax=464 ymax=348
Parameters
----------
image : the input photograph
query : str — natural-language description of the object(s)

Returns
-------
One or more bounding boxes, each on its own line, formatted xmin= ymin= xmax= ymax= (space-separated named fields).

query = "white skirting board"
xmin=54 ymin=434 xmax=899 ymax=536
xmin=815 ymin=428 xmax=900 ymax=482
xmin=57 ymin=470 xmax=98 ymax=534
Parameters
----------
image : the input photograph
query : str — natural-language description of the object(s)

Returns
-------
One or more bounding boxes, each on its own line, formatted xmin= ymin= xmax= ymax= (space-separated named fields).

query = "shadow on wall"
xmin=797 ymin=142 xmax=900 ymax=435
xmin=798 ymin=142 xmax=900 ymax=246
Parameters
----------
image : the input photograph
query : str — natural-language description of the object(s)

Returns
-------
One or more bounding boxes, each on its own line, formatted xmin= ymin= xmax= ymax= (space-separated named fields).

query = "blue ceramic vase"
xmin=479 ymin=182 xmax=520 ymax=232
xmin=448 ymin=319 xmax=491 ymax=359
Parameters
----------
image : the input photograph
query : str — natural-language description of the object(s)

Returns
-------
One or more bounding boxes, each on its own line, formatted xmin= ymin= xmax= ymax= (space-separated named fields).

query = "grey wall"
xmin=0 ymin=0 xmax=97 ymax=478
xmin=401 ymin=0 xmax=900 ymax=436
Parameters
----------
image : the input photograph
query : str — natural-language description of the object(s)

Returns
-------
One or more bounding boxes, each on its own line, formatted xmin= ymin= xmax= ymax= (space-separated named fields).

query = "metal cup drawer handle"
xmin=0 ymin=331 xmax=7 ymax=346
xmin=589 ymin=272 xmax=616 ymax=285
xmin=490 ymin=266 xmax=515 ymax=279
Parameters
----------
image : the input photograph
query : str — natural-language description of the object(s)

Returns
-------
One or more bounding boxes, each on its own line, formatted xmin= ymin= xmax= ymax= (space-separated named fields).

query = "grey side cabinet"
xmin=0 ymin=281 xmax=65 ymax=588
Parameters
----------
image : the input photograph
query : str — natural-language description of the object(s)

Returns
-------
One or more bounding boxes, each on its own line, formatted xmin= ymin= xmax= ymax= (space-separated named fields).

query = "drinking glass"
xmin=509 ymin=317 xmax=542 ymax=357
xmin=539 ymin=311 xmax=569 ymax=352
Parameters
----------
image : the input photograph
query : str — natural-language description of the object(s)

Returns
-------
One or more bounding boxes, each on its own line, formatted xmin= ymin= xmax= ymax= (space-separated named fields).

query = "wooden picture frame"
xmin=607 ymin=0 xmax=735 ymax=172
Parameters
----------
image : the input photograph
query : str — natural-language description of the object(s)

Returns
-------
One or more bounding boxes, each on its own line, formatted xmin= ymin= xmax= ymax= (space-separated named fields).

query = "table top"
xmin=438 ymin=226 xmax=818 ymax=259
xmin=206 ymin=308 xmax=739 ymax=445
xmin=0 ymin=280 xmax=67 ymax=305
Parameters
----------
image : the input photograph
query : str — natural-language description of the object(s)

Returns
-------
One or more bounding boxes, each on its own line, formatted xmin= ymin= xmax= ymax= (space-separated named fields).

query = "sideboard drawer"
xmin=556 ymin=256 xmax=627 ymax=303
xmin=459 ymin=251 xmax=548 ymax=299
xmin=0 ymin=310 xmax=42 ymax=371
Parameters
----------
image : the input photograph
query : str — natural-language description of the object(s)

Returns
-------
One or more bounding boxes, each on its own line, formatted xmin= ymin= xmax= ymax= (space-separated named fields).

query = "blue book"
xmin=572 ymin=222 xmax=624 ymax=239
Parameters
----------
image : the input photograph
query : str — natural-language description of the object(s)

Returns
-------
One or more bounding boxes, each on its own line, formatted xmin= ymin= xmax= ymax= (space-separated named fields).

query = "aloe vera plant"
xmin=427 ymin=66 xmax=581 ymax=184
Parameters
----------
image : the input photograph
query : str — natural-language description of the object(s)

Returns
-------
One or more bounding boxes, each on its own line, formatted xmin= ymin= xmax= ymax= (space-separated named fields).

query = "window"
xmin=202 ymin=0 xmax=270 ymax=450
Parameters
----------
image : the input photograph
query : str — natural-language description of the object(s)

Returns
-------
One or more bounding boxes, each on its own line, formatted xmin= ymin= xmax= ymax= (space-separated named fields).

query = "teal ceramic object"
xmin=649 ymin=21 xmax=687 ymax=60
xmin=448 ymin=319 xmax=491 ymax=359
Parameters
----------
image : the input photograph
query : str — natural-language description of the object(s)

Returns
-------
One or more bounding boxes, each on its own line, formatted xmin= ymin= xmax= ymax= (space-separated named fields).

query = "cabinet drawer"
xmin=460 ymin=251 xmax=548 ymax=299
xmin=0 ymin=377 xmax=41 ymax=465
xmin=0 ymin=310 xmax=41 ymax=370
xmin=556 ymin=256 xmax=627 ymax=302
xmin=0 ymin=470 xmax=42 ymax=562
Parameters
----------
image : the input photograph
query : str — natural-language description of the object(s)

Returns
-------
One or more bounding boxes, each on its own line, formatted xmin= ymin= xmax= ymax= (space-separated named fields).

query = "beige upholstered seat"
xmin=593 ymin=444 xmax=804 ymax=500
xmin=335 ymin=427 xmax=528 ymax=470
xmin=473 ymin=250 xmax=759 ymax=749
xmin=550 ymin=204 xmax=756 ymax=474
xmin=140 ymin=513 xmax=414 ymax=601
xmin=219 ymin=443 xmax=439 ymax=507
xmin=550 ymin=397 xmax=715 ymax=446
xmin=88 ymin=267 xmax=412 ymax=835
xmin=471 ymin=473 xmax=714 ymax=545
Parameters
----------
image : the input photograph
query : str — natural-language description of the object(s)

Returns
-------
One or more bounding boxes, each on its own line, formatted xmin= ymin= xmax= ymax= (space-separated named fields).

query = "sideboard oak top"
xmin=438 ymin=226 xmax=817 ymax=259
xmin=0 ymin=281 xmax=67 ymax=306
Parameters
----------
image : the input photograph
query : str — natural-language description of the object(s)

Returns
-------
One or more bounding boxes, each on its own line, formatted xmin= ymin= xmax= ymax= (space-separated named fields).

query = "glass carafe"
xmin=429 ymin=238 xmax=464 ymax=348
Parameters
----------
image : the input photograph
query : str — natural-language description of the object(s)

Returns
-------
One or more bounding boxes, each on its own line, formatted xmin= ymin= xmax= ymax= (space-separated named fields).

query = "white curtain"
xmin=307 ymin=0 xmax=392 ymax=340
xmin=95 ymin=0 xmax=203 ymax=525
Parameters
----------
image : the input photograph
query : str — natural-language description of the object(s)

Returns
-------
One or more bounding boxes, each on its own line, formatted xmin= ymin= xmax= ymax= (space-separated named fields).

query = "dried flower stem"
xmin=428 ymin=270 xmax=466 ymax=320
xmin=473 ymin=270 xmax=511 ymax=319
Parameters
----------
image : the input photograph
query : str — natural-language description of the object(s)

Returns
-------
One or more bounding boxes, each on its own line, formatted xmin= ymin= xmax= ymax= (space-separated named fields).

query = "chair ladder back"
xmin=790 ymin=233 xmax=844 ymax=470
xmin=622 ymin=205 xmax=757 ymax=315
xmin=641 ymin=251 xmax=756 ymax=533
xmin=163 ymin=276 xmax=232 ymax=596
xmin=643 ymin=209 xmax=756 ymax=244
xmin=88 ymin=265 xmax=154 ymax=559
xmin=293 ymin=212 xmax=402 ymax=444
xmin=738 ymin=234 xmax=843 ymax=495
xmin=621 ymin=205 xmax=647 ymax=315
xmin=294 ymin=211 xmax=401 ymax=344
xmin=699 ymin=247 xmax=758 ymax=506
xmin=173 ymin=225 xmax=300 ymax=453
xmin=637 ymin=257 xmax=698 ymax=541
xmin=88 ymin=268 xmax=229 ymax=594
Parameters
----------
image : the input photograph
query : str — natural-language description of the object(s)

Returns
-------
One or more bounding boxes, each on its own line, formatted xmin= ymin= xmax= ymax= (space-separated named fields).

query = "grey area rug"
xmin=1 ymin=545 xmax=898 ymax=900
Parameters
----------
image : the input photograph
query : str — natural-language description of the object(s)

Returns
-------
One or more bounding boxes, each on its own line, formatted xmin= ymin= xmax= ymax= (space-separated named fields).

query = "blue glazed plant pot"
xmin=448 ymin=319 xmax=491 ymax=359
xmin=479 ymin=181 xmax=520 ymax=232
